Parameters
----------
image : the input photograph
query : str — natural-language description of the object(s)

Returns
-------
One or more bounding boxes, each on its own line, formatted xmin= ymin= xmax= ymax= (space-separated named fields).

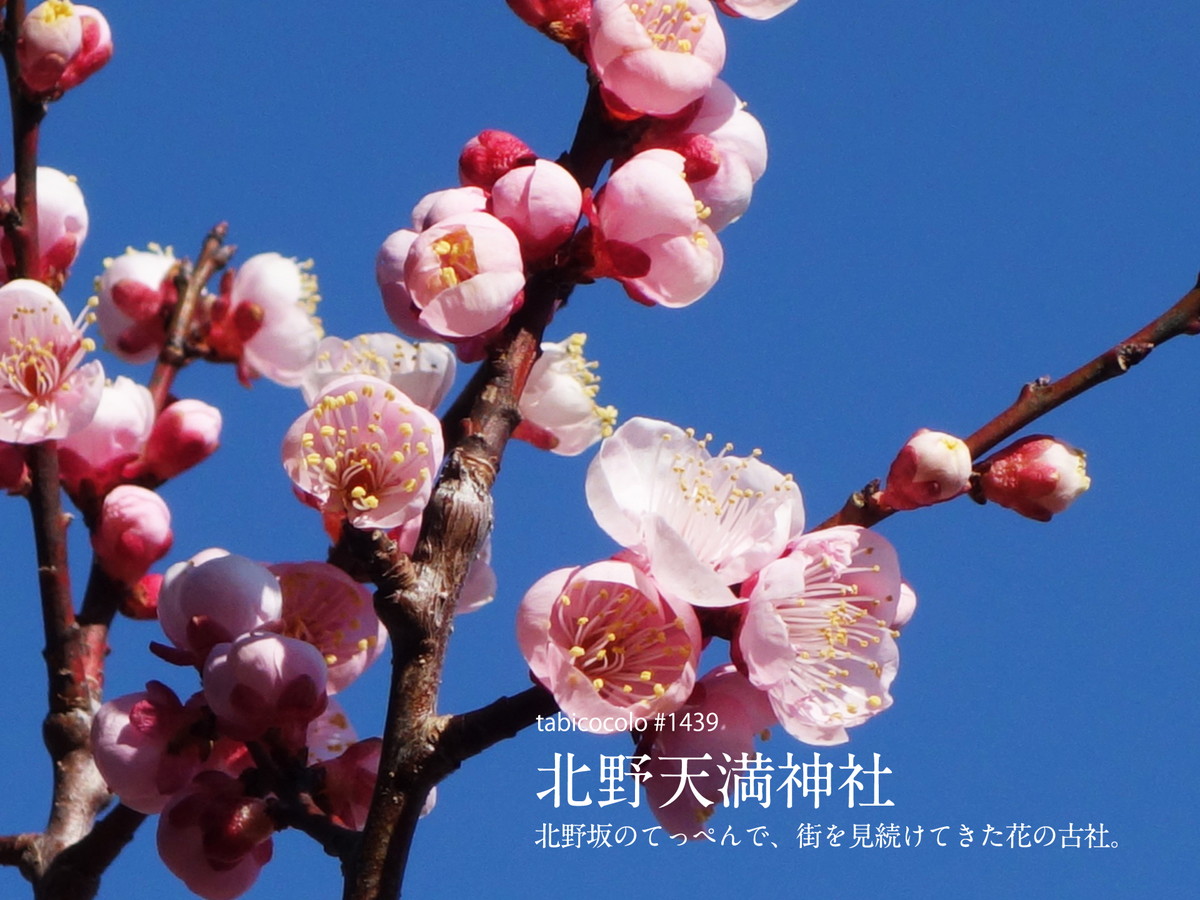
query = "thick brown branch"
xmin=821 ymin=281 xmax=1200 ymax=529
xmin=343 ymin=77 xmax=636 ymax=900
xmin=427 ymin=685 xmax=559 ymax=782
xmin=34 ymin=805 xmax=146 ymax=900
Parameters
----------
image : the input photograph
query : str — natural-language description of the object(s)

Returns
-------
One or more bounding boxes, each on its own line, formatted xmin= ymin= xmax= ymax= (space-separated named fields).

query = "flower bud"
xmin=401 ymin=212 xmax=525 ymax=340
xmin=95 ymin=245 xmax=177 ymax=363
xmin=0 ymin=167 xmax=89 ymax=287
xmin=490 ymin=160 xmax=583 ymax=262
xmin=202 ymin=633 xmax=328 ymax=742
xmin=17 ymin=2 xmax=113 ymax=96
xmin=157 ymin=772 xmax=274 ymax=900
xmin=58 ymin=375 xmax=155 ymax=499
xmin=590 ymin=149 xmax=723 ymax=308
xmin=410 ymin=186 xmax=488 ymax=231
xmin=458 ymin=129 xmax=536 ymax=189
xmin=157 ymin=551 xmax=283 ymax=665
xmin=311 ymin=738 xmax=384 ymax=830
xmin=91 ymin=485 xmax=173 ymax=584
xmin=876 ymin=428 xmax=973 ymax=511
xmin=140 ymin=399 xmax=222 ymax=482
xmin=506 ymin=1 xmax=592 ymax=52
xmin=589 ymin=0 xmax=726 ymax=117
xmin=978 ymin=435 xmax=1091 ymax=521
xmin=92 ymin=682 xmax=249 ymax=814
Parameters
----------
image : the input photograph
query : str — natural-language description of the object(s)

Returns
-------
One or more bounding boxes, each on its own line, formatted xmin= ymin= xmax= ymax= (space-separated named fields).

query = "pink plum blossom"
xmin=207 ymin=252 xmax=322 ymax=387
xmin=410 ymin=186 xmax=489 ymax=231
xmin=736 ymin=526 xmax=911 ymax=745
xmin=516 ymin=332 xmax=617 ymax=456
xmin=640 ymin=664 xmax=775 ymax=833
xmin=0 ymin=167 xmax=89 ymax=286
xmin=17 ymin=2 xmax=112 ymax=96
xmin=157 ymin=772 xmax=274 ymax=900
xmin=94 ymin=244 xmax=178 ymax=364
xmin=91 ymin=682 xmax=249 ymax=815
xmin=157 ymin=550 xmax=283 ymax=666
xmin=282 ymin=375 xmax=444 ymax=533
xmin=875 ymin=428 xmax=973 ymax=511
xmin=517 ymin=559 xmax=702 ymax=728
xmin=91 ymin=484 xmax=173 ymax=584
xmin=715 ymin=0 xmax=799 ymax=20
xmin=586 ymin=417 xmax=803 ymax=608
xmin=270 ymin=561 xmax=386 ymax=694
xmin=0 ymin=278 xmax=104 ymax=443
xmin=202 ymin=632 xmax=329 ymax=743
xmin=489 ymin=160 xmax=583 ymax=261
xmin=300 ymin=332 xmax=456 ymax=411
xmin=588 ymin=0 xmax=727 ymax=117
xmin=139 ymin=398 xmax=223 ymax=482
xmin=306 ymin=696 xmax=358 ymax=763
xmin=401 ymin=211 xmax=525 ymax=341
xmin=458 ymin=129 xmax=537 ymax=189
xmin=637 ymin=79 xmax=767 ymax=231
xmin=377 ymin=228 xmax=441 ymax=341
xmin=57 ymin=375 xmax=154 ymax=499
xmin=590 ymin=148 xmax=723 ymax=307
xmin=978 ymin=434 xmax=1091 ymax=521
xmin=312 ymin=737 xmax=384 ymax=831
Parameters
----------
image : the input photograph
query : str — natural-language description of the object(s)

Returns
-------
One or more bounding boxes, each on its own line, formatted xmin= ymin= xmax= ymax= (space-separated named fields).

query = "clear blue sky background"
xmin=2 ymin=2 xmax=1198 ymax=898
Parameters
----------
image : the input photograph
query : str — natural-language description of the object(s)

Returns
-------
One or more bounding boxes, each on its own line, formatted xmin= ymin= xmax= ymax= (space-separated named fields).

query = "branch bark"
xmin=341 ymin=77 xmax=634 ymax=900
xmin=820 ymin=280 xmax=1200 ymax=530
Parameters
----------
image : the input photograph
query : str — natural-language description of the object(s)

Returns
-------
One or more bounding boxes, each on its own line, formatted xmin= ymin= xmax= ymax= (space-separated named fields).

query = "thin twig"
xmin=819 ymin=280 xmax=1200 ymax=530
xmin=146 ymin=223 xmax=235 ymax=411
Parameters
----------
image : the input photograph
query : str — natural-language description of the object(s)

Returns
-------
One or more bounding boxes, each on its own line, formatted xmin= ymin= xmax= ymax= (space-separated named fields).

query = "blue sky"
xmin=2 ymin=2 xmax=1198 ymax=898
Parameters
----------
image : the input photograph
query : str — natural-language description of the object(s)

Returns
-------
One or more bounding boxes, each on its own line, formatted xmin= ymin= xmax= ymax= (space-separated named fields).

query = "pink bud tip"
xmin=458 ymin=130 xmax=536 ymax=190
xmin=876 ymin=428 xmax=973 ymax=511
xmin=978 ymin=435 xmax=1091 ymax=521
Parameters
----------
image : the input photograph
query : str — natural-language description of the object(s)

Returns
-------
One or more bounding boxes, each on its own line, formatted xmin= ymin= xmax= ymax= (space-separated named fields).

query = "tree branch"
xmin=820 ymin=280 xmax=1200 ymax=530
xmin=426 ymin=685 xmax=558 ymax=782
xmin=147 ymin=223 xmax=235 ymax=411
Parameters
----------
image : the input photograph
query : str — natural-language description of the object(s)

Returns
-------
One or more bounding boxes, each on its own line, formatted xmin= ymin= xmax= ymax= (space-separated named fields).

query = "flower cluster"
xmin=376 ymin=145 xmax=580 ymax=353
xmin=94 ymin=246 xmax=323 ymax=387
xmin=91 ymin=550 xmax=389 ymax=898
xmin=517 ymin=416 xmax=916 ymax=833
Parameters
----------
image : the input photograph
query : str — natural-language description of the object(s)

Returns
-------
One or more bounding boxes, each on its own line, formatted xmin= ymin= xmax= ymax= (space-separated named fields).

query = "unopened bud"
xmin=142 ymin=399 xmax=222 ymax=482
xmin=18 ymin=2 xmax=112 ymax=96
xmin=505 ymin=0 xmax=592 ymax=52
xmin=977 ymin=435 xmax=1090 ymax=522
xmin=458 ymin=130 xmax=536 ymax=190
xmin=92 ymin=485 xmax=173 ymax=584
xmin=876 ymin=428 xmax=972 ymax=511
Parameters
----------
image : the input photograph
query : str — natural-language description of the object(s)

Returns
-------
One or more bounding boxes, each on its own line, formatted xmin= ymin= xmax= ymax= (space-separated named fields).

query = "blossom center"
xmin=430 ymin=228 xmax=479 ymax=291
xmin=629 ymin=1 xmax=708 ymax=54
xmin=552 ymin=581 xmax=692 ymax=707
xmin=775 ymin=547 xmax=898 ymax=718
xmin=300 ymin=384 xmax=433 ymax=514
